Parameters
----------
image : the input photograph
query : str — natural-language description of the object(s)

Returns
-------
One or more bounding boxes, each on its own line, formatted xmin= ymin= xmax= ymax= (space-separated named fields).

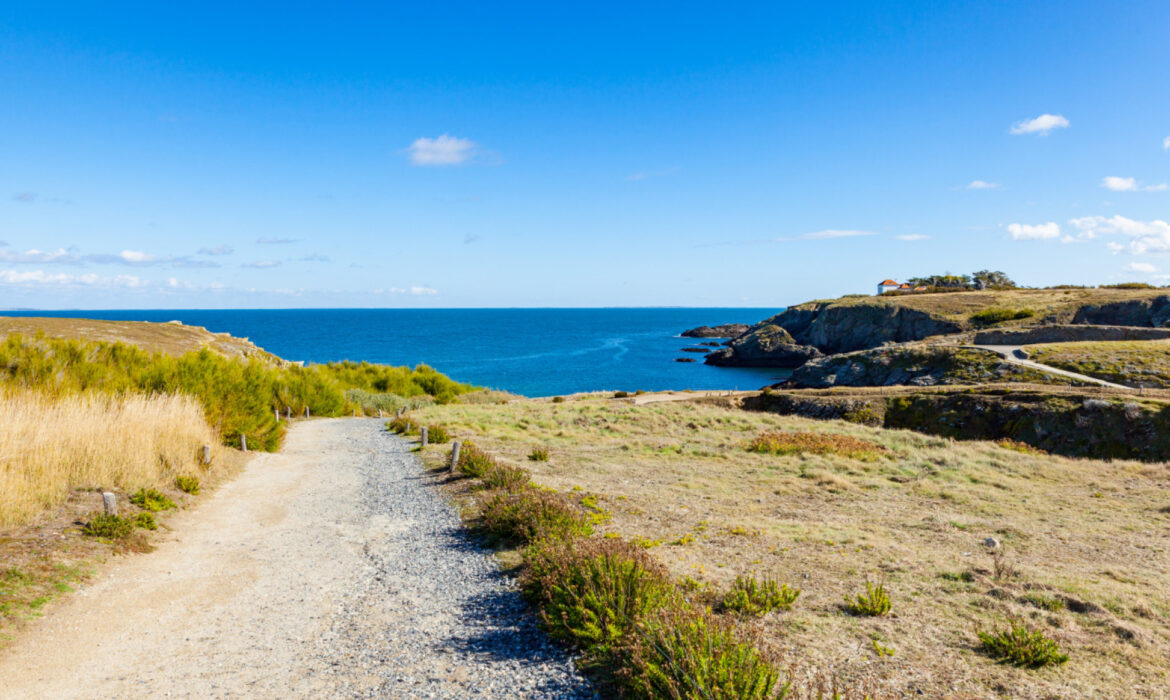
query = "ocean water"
xmin=3 ymin=308 xmax=789 ymax=396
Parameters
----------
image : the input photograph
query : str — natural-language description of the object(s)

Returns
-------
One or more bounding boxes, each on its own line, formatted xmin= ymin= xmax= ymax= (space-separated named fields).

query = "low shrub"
xmin=457 ymin=442 xmax=496 ymax=478
xmin=970 ymin=307 xmax=1035 ymax=326
xmin=175 ymin=475 xmax=200 ymax=495
xmin=625 ymin=609 xmax=782 ymax=699
xmin=386 ymin=415 xmax=415 ymax=434
xmin=552 ymin=396 xmax=566 ymax=403
xmin=426 ymin=425 xmax=451 ymax=444
xmin=523 ymin=536 xmax=676 ymax=657
xmin=481 ymin=463 xmax=532 ymax=491
xmin=134 ymin=512 xmax=158 ymax=530
xmin=978 ymin=622 xmax=1069 ymax=667
xmin=480 ymin=488 xmax=593 ymax=544
xmin=528 ymin=447 xmax=550 ymax=462
xmin=721 ymin=575 xmax=801 ymax=616
xmin=996 ymin=439 xmax=1047 ymax=455
xmin=129 ymin=488 xmax=176 ymax=512
xmin=613 ymin=391 xmax=630 ymax=399
xmin=747 ymin=431 xmax=888 ymax=461
xmin=82 ymin=513 xmax=134 ymax=539
xmin=845 ymin=582 xmax=892 ymax=616
xmin=1100 ymin=282 xmax=1156 ymax=290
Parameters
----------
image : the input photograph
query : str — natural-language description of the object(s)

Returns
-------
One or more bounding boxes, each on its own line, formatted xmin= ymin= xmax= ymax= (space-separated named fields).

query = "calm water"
xmin=3 ymin=308 xmax=788 ymax=396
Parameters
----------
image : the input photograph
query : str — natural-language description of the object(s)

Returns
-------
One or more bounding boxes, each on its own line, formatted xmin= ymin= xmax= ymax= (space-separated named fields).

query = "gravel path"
xmin=0 ymin=418 xmax=593 ymax=699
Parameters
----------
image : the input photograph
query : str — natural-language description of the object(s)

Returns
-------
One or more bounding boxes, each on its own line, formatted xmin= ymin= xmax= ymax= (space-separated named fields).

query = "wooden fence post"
xmin=305 ymin=406 xmax=311 ymax=418
xmin=202 ymin=445 xmax=211 ymax=465
xmin=102 ymin=492 xmax=117 ymax=516
xmin=241 ymin=434 xmax=248 ymax=452
xmin=286 ymin=406 xmax=291 ymax=419
xmin=450 ymin=441 xmax=461 ymax=472
xmin=420 ymin=426 xmax=428 ymax=447
xmin=275 ymin=409 xmax=280 ymax=423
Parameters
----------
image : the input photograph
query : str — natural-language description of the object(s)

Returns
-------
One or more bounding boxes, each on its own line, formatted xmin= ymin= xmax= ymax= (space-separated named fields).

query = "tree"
xmin=971 ymin=270 xmax=1016 ymax=290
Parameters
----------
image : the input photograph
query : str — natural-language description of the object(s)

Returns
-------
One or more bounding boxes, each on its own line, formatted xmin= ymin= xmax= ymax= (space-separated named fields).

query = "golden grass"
xmin=1031 ymin=339 xmax=1170 ymax=388
xmin=414 ymin=394 xmax=1170 ymax=698
xmin=0 ymin=387 xmax=225 ymax=528
xmin=746 ymin=430 xmax=888 ymax=461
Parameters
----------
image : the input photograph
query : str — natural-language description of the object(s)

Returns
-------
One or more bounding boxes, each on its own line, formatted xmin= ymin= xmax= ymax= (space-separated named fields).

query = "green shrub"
xmin=481 ymin=464 xmax=532 ymax=491
xmin=480 ymin=488 xmax=593 ymax=544
xmin=625 ymin=609 xmax=782 ymax=699
xmin=426 ymin=425 xmax=451 ymax=444
xmin=552 ymin=396 xmax=566 ymax=403
xmin=528 ymin=447 xmax=550 ymax=462
xmin=134 ymin=512 xmax=158 ymax=530
xmin=523 ymin=536 xmax=677 ymax=657
xmin=970 ymin=307 xmax=1035 ymax=326
xmin=129 ymin=488 xmax=176 ymax=512
xmin=845 ymin=582 xmax=892 ymax=616
xmin=82 ymin=513 xmax=134 ymax=538
xmin=457 ymin=442 xmax=496 ymax=478
xmin=721 ymin=575 xmax=801 ymax=616
xmin=386 ymin=415 xmax=413 ymax=434
xmin=175 ymin=475 xmax=200 ymax=495
xmin=613 ymin=391 xmax=630 ymax=399
xmin=978 ymin=622 xmax=1068 ymax=667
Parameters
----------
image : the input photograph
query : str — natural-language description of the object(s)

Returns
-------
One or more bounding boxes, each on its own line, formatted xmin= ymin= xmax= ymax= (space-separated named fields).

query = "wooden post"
xmin=102 ymin=491 xmax=117 ymax=516
xmin=305 ymin=406 xmax=311 ymax=418
xmin=202 ymin=445 xmax=211 ymax=465
xmin=275 ymin=409 xmax=280 ymax=423
xmin=286 ymin=406 xmax=291 ymax=419
xmin=420 ymin=426 xmax=428 ymax=447
xmin=378 ymin=409 xmax=383 ymax=418
xmin=450 ymin=441 xmax=461 ymax=472
xmin=241 ymin=434 xmax=248 ymax=452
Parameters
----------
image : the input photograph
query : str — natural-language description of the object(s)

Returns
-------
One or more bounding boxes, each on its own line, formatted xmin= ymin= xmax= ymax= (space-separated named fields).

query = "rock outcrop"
xmin=786 ymin=346 xmax=1057 ymax=389
xmin=1071 ymin=295 xmax=1170 ymax=327
xmin=680 ymin=324 xmax=750 ymax=338
xmin=704 ymin=324 xmax=822 ymax=368
xmin=974 ymin=324 xmax=1170 ymax=345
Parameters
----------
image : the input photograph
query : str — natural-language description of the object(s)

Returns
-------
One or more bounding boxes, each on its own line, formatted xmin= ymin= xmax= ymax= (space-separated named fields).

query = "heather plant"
xmin=721 ymin=575 xmax=801 ymax=616
xmin=978 ymin=622 xmax=1069 ymax=668
xmin=845 ymin=582 xmax=892 ymax=616
xmin=457 ymin=442 xmax=496 ymax=478
xmin=175 ymin=475 xmax=200 ymax=495
xmin=426 ymin=425 xmax=451 ymax=444
xmin=82 ymin=513 xmax=135 ymax=539
xmin=481 ymin=463 xmax=531 ymax=491
xmin=528 ymin=447 xmax=550 ymax=462
xmin=129 ymin=488 xmax=176 ymax=512
xmin=480 ymin=489 xmax=593 ymax=544
xmin=747 ymin=431 xmax=888 ymax=461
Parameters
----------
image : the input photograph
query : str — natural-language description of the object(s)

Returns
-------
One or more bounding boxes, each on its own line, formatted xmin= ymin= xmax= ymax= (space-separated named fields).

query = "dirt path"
xmin=0 ymin=419 xmax=591 ymax=699
xmin=965 ymin=344 xmax=1132 ymax=389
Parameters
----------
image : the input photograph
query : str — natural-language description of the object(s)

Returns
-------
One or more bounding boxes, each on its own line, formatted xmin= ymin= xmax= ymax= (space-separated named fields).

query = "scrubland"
xmin=409 ymin=394 xmax=1170 ymax=698
xmin=1031 ymin=339 xmax=1170 ymax=388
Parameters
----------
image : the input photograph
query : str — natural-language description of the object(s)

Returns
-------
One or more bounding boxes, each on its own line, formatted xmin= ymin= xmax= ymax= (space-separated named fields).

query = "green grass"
xmin=129 ymin=488 xmax=176 ymax=512
xmin=970 ymin=307 xmax=1035 ymax=326
xmin=1031 ymin=340 xmax=1170 ymax=388
xmin=175 ymin=475 xmax=200 ymax=495
xmin=978 ymin=623 xmax=1069 ymax=668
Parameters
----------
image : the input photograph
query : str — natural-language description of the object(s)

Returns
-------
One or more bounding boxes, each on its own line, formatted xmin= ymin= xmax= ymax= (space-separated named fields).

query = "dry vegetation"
xmin=0 ymin=316 xmax=276 ymax=361
xmin=413 ymin=394 xmax=1170 ymax=698
xmin=1031 ymin=339 xmax=1170 ymax=388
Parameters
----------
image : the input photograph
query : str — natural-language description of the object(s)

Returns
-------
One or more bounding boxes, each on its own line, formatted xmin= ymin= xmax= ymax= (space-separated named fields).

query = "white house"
xmin=877 ymin=279 xmax=903 ymax=294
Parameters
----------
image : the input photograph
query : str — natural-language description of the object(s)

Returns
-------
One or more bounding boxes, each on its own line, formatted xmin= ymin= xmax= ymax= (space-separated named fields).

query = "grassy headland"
xmin=407 ymin=394 xmax=1170 ymax=698
xmin=1030 ymin=340 xmax=1170 ymax=388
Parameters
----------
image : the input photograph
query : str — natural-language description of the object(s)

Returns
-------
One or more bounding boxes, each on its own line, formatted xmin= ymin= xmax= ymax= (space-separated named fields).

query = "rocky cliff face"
xmin=785 ymin=346 xmax=1056 ymax=388
xmin=704 ymin=324 xmax=822 ymax=368
xmin=1072 ymin=295 xmax=1170 ymax=327
xmin=680 ymin=323 xmax=749 ymax=338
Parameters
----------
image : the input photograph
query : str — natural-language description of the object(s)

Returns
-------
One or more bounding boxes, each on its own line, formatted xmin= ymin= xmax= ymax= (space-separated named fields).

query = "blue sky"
xmin=2 ymin=1 xmax=1168 ymax=308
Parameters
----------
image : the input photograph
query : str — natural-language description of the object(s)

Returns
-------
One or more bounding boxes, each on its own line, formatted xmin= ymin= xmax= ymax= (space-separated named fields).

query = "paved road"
xmin=0 ymin=419 xmax=592 ymax=699
xmin=966 ymin=344 xmax=1131 ymax=389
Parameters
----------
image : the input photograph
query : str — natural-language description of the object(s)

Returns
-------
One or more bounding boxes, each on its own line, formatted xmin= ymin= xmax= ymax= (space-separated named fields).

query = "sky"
xmin=1 ymin=1 xmax=1169 ymax=309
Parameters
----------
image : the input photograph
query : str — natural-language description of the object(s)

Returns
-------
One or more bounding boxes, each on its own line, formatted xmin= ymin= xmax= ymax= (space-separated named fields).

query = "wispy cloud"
xmin=1007 ymin=222 xmax=1061 ymax=240
xmin=0 ymin=270 xmax=144 ymax=287
xmin=12 ymin=192 xmax=37 ymax=203
xmin=298 ymin=254 xmax=330 ymax=262
xmin=1125 ymin=262 xmax=1157 ymax=273
xmin=895 ymin=234 xmax=931 ymax=241
xmin=197 ymin=245 xmax=233 ymax=256
xmin=1010 ymin=114 xmax=1069 ymax=136
xmin=1101 ymin=176 xmax=1167 ymax=192
xmin=463 ymin=234 xmax=481 ymax=245
xmin=82 ymin=250 xmax=219 ymax=268
xmin=1068 ymin=215 xmax=1170 ymax=254
xmin=1164 ymin=135 xmax=1170 ymax=150
xmin=779 ymin=229 xmax=878 ymax=242
xmin=964 ymin=180 xmax=1000 ymax=190
xmin=0 ymin=248 xmax=81 ymax=264
xmin=373 ymin=286 xmax=439 ymax=295
xmin=406 ymin=134 xmax=478 ymax=166
xmin=242 ymin=260 xmax=282 ymax=269
xmin=256 ymin=237 xmax=298 ymax=245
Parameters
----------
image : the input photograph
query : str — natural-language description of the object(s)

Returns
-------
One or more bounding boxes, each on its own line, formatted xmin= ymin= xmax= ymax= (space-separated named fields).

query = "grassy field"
xmin=1031 ymin=340 xmax=1170 ymax=388
xmin=412 ymin=394 xmax=1170 ymax=698
xmin=0 ymin=316 xmax=276 ymax=360
xmin=804 ymin=287 xmax=1168 ymax=327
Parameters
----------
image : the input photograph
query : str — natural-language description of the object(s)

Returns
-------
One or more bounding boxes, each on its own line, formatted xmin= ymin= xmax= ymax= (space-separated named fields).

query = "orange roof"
xmin=914 ymin=286 xmax=927 ymax=291
xmin=898 ymin=283 xmax=911 ymax=289
xmin=879 ymin=279 xmax=898 ymax=286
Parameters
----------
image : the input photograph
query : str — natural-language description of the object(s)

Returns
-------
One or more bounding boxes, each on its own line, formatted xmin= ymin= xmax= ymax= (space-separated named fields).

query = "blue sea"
xmin=2 ymin=308 xmax=788 ymax=396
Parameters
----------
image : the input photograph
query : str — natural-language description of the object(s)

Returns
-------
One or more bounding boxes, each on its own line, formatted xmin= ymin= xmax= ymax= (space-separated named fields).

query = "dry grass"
xmin=747 ymin=431 xmax=888 ymax=461
xmin=415 ymin=394 xmax=1170 ymax=698
xmin=0 ymin=316 xmax=277 ymax=361
xmin=1031 ymin=339 xmax=1170 ymax=388
xmin=0 ymin=387 xmax=226 ymax=528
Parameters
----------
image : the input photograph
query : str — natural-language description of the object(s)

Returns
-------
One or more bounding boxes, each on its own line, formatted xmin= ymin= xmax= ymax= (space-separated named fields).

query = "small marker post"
xmin=241 ymin=434 xmax=248 ymax=452
xmin=420 ymin=426 xmax=428 ymax=447
xmin=102 ymin=492 xmax=117 ymax=515
xmin=450 ymin=441 xmax=461 ymax=473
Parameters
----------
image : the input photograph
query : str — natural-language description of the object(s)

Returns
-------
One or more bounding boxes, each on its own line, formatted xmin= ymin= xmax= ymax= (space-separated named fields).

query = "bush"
xmin=978 ymin=622 xmax=1068 ymax=667
xmin=480 ymin=488 xmax=593 ymax=544
xmin=552 ymin=396 xmax=566 ymax=403
xmin=528 ymin=447 xmax=550 ymax=462
xmin=134 ymin=512 xmax=157 ymax=530
xmin=385 ymin=415 xmax=413 ymax=434
xmin=970 ymin=307 xmax=1035 ymax=326
xmin=613 ymin=391 xmax=630 ymax=399
xmin=426 ymin=425 xmax=451 ymax=444
xmin=82 ymin=513 xmax=134 ymax=538
xmin=481 ymin=464 xmax=532 ymax=491
xmin=845 ymin=582 xmax=892 ymax=616
xmin=625 ymin=609 xmax=782 ymax=699
xmin=457 ymin=442 xmax=496 ymax=478
xmin=1100 ymin=282 xmax=1156 ymax=290
xmin=747 ymin=431 xmax=888 ymax=461
xmin=129 ymin=488 xmax=176 ymax=512
xmin=175 ymin=475 xmax=200 ymax=495
xmin=523 ymin=537 xmax=677 ymax=657
xmin=721 ymin=576 xmax=801 ymax=616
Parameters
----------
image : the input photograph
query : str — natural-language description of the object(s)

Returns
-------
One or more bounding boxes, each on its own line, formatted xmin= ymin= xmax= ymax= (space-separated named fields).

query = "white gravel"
xmin=0 ymin=418 xmax=593 ymax=699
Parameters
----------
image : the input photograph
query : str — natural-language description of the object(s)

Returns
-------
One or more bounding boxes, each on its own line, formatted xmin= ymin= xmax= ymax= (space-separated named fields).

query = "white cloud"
xmin=197 ymin=245 xmax=233 ymax=256
xmin=1125 ymin=262 xmax=1157 ymax=273
xmin=409 ymin=286 xmax=438 ymax=295
xmin=256 ymin=237 xmax=298 ymax=244
xmin=895 ymin=234 xmax=930 ymax=241
xmin=119 ymin=249 xmax=157 ymax=263
xmin=406 ymin=134 xmax=477 ymax=166
xmin=1068 ymin=215 xmax=1170 ymax=254
xmin=1164 ymin=135 xmax=1170 ymax=150
xmin=0 ymin=247 xmax=80 ymax=264
xmin=1009 ymin=114 xmax=1069 ymax=136
xmin=965 ymin=180 xmax=1000 ymax=190
xmin=1101 ymin=176 xmax=1167 ymax=192
xmin=0 ymin=270 xmax=143 ymax=287
xmin=242 ymin=260 xmax=281 ymax=269
xmin=794 ymin=229 xmax=877 ymax=240
xmin=1007 ymin=222 xmax=1061 ymax=240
